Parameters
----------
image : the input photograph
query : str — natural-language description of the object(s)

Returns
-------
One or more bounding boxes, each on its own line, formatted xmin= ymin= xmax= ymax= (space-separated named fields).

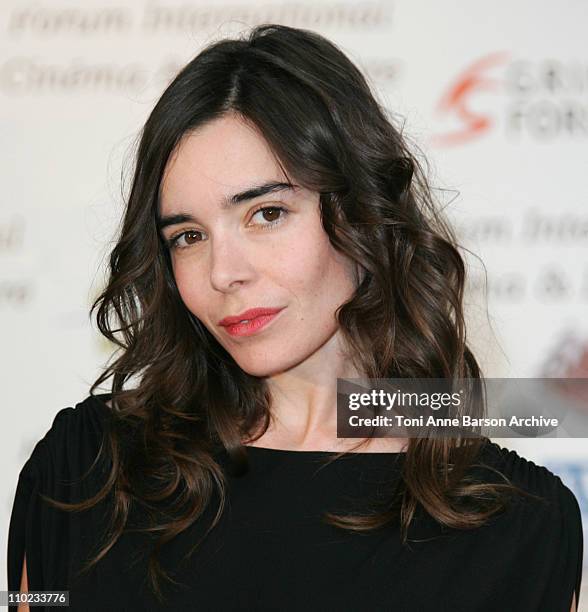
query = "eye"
xmin=166 ymin=205 xmax=289 ymax=251
xmin=249 ymin=205 xmax=288 ymax=229
xmin=167 ymin=229 xmax=204 ymax=250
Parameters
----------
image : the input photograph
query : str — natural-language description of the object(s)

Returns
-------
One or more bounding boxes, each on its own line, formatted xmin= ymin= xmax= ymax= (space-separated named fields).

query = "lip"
xmin=218 ymin=307 xmax=285 ymax=338
xmin=218 ymin=307 xmax=284 ymax=327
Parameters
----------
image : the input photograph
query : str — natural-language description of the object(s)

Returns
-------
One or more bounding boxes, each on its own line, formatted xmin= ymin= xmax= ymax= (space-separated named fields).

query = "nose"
xmin=208 ymin=229 xmax=254 ymax=292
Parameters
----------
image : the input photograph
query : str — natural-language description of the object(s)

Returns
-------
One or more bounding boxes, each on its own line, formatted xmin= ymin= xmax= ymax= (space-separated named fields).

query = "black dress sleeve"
xmin=480 ymin=442 xmax=584 ymax=612
xmin=6 ymin=451 xmax=42 ymax=605
xmin=519 ymin=460 xmax=584 ymax=611
xmin=550 ymin=480 xmax=584 ymax=611
xmin=6 ymin=395 xmax=112 ymax=612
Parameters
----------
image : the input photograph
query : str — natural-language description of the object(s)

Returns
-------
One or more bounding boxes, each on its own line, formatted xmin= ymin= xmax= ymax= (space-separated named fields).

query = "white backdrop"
xmin=2 ymin=0 xmax=587 ymax=605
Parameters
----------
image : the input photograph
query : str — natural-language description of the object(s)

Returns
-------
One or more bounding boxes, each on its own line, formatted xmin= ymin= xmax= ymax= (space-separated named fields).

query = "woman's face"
xmin=158 ymin=113 xmax=359 ymax=377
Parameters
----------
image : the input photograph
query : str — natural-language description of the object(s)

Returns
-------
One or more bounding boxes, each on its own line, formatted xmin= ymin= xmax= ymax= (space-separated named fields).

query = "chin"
xmin=231 ymin=352 xmax=300 ymax=378
xmin=227 ymin=354 xmax=275 ymax=377
xmin=237 ymin=361 xmax=287 ymax=378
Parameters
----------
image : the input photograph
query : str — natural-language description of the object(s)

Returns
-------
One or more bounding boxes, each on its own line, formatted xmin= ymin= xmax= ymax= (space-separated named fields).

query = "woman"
xmin=7 ymin=23 xmax=583 ymax=611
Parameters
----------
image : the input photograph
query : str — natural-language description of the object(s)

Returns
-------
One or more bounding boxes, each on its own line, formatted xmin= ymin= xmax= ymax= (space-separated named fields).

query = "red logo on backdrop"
xmin=430 ymin=52 xmax=509 ymax=147
xmin=540 ymin=331 xmax=588 ymax=409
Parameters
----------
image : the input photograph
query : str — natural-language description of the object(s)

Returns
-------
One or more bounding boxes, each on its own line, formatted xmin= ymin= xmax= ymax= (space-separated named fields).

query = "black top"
xmin=7 ymin=393 xmax=584 ymax=612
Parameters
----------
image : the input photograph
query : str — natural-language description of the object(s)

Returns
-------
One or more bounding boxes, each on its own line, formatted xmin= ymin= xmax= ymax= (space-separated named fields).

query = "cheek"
xmin=270 ymin=233 xmax=355 ymax=310
xmin=172 ymin=261 xmax=207 ymax=315
xmin=269 ymin=232 xmax=331 ymax=295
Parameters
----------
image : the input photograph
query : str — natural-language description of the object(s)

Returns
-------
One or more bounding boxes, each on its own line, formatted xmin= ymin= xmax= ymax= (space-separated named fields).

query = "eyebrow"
xmin=156 ymin=180 xmax=298 ymax=231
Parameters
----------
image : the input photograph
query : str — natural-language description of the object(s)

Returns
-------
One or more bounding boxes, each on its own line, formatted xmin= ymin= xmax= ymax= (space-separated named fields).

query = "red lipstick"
xmin=218 ymin=307 xmax=284 ymax=337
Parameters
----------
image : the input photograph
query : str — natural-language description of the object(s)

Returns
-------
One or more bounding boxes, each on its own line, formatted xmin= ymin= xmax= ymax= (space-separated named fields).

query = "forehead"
xmin=160 ymin=115 xmax=286 ymax=210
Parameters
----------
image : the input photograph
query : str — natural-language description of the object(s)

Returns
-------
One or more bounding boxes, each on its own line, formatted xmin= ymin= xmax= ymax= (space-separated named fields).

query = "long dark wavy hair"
xmin=41 ymin=23 xmax=537 ymax=603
